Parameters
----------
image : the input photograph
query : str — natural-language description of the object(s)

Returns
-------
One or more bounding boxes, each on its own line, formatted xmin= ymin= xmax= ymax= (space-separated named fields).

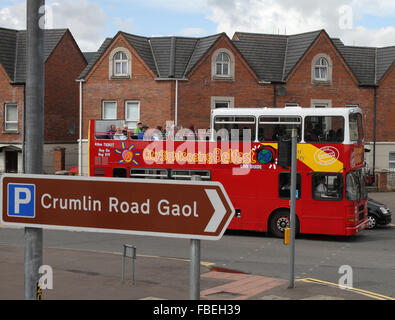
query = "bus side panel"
xmin=301 ymin=201 xmax=347 ymax=235
xmin=212 ymin=169 xmax=262 ymax=231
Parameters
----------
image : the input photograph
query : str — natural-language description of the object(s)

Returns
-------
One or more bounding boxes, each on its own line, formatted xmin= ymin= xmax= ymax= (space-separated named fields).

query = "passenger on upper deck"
xmin=107 ymin=125 xmax=116 ymax=139
xmin=114 ymin=127 xmax=127 ymax=140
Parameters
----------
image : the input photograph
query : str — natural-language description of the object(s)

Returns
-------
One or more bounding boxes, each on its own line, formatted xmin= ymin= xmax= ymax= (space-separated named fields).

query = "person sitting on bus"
xmin=336 ymin=128 xmax=344 ymax=142
xmin=122 ymin=125 xmax=129 ymax=137
xmin=138 ymin=125 xmax=148 ymax=140
xmin=107 ymin=124 xmax=116 ymax=139
xmin=315 ymin=176 xmax=328 ymax=198
xmin=114 ymin=127 xmax=127 ymax=140
xmin=134 ymin=122 xmax=143 ymax=135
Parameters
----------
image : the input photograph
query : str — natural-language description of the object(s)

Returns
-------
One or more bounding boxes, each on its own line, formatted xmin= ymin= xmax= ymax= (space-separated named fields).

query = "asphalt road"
xmin=1 ymin=192 xmax=394 ymax=299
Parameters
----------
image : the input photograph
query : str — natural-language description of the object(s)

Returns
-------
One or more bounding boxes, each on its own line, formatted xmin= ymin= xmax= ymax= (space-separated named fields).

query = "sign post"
xmin=25 ymin=0 xmax=45 ymax=300
xmin=190 ymin=176 xmax=201 ymax=300
xmin=288 ymin=128 xmax=298 ymax=289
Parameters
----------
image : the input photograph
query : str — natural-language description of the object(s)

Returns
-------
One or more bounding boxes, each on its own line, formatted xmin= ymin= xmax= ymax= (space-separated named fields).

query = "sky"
xmin=0 ymin=0 xmax=395 ymax=52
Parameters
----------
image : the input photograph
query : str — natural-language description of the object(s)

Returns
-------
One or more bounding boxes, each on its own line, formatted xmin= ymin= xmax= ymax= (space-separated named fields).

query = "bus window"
xmin=130 ymin=168 xmax=168 ymax=179
xmin=312 ymin=173 xmax=343 ymax=201
xmin=113 ymin=167 xmax=127 ymax=178
xmin=214 ymin=116 xmax=256 ymax=141
xmin=170 ymin=170 xmax=211 ymax=181
xmin=346 ymin=169 xmax=366 ymax=201
xmin=279 ymin=172 xmax=301 ymax=199
xmin=258 ymin=116 xmax=301 ymax=142
xmin=349 ymin=113 xmax=364 ymax=141
xmin=304 ymin=116 xmax=344 ymax=143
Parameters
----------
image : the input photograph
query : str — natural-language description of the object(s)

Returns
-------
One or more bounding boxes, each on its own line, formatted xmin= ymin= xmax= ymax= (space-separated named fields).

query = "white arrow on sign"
xmin=204 ymin=189 xmax=227 ymax=233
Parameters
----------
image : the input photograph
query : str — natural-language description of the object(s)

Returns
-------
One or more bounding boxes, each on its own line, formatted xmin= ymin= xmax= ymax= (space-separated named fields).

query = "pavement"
xmin=0 ymin=243 xmax=390 ymax=301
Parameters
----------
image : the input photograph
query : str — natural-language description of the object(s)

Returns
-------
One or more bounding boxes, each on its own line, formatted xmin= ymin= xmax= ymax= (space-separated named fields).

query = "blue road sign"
xmin=7 ymin=184 xmax=35 ymax=218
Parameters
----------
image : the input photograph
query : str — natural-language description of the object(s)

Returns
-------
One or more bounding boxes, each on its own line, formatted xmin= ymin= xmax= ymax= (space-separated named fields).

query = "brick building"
xmin=77 ymin=29 xmax=395 ymax=175
xmin=0 ymin=28 xmax=87 ymax=173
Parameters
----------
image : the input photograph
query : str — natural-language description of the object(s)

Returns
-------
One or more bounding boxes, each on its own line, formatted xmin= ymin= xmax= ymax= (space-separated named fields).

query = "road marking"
xmin=298 ymin=278 xmax=395 ymax=300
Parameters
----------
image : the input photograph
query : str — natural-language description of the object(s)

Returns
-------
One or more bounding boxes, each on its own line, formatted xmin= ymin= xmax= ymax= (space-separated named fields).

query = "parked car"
xmin=367 ymin=198 xmax=392 ymax=229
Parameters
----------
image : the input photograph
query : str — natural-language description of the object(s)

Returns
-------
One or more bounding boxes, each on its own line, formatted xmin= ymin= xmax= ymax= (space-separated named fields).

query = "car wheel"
xmin=367 ymin=215 xmax=377 ymax=229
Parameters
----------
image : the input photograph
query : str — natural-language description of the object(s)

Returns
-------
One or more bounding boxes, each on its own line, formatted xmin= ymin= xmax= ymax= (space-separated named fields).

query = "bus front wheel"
xmin=269 ymin=210 xmax=299 ymax=238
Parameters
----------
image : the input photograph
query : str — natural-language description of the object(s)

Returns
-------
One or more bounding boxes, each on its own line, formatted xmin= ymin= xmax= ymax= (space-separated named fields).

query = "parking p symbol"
xmin=8 ymin=184 xmax=35 ymax=218
xmin=14 ymin=187 xmax=31 ymax=214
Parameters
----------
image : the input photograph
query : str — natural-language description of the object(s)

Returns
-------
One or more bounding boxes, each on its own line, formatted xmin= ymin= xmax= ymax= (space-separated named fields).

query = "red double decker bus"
xmin=88 ymin=106 xmax=368 ymax=237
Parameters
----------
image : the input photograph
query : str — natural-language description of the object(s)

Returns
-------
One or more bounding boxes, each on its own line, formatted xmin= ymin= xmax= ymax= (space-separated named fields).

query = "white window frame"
xmin=215 ymin=52 xmax=230 ymax=77
xmin=125 ymin=101 xmax=140 ymax=129
xmin=389 ymin=152 xmax=395 ymax=172
xmin=211 ymin=96 xmax=235 ymax=109
xmin=114 ymin=51 xmax=129 ymax=76
xmin=102 ymin=101 xmax=117 ymax=120
xmin=211 ymin=48 xmax=235 ymax=80
xmin=109 ymin=47 xmax=132 ymax=79
xmin=4 ymin=103 xmax=18 ymax=132
xmin=311 ymin=53 xmax=333 ymax=84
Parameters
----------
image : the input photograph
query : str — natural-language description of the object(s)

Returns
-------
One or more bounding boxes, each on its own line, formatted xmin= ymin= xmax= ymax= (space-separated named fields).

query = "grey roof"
xmin=183 ymin=33 xmax=223 ymax=76
xmin=0 ymin=28 xmax=67 ymax=83
xmin=0 ymin=28 xmax=18 ymax=80
xmin=284 ymin=30 xmax=321 ymax=77
xmin=83 ymin=52 xmax=97 ymax=63
xmin=377 ymin=46 xmax=395 ymax=83
xmin=333 ymin=40 xmax=377 ymax=85
xmin=77 ymin=29 xmax=395 ymax=86
xmin=78 ymin=32 xmax=223 ymax=80
xmin=232 ymin=33 xmax=287 ymax=82
xmin=235 ymin=30 xmax=395 ymax=85
xmin=233 ymin=30 xmax=321 ymax=82
xmin=78 ymin=37 xmax=113 ymax=80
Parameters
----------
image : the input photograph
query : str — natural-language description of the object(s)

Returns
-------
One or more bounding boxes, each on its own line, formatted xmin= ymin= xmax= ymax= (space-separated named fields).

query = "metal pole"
xmin=189 ymin=239 xmax=201 ymax=300
xmin=25 ymin=0 xmax=45 ymax=300
xmin=288 ymin=128 xmax=297 ymax=289
xmin=190 ymin=176 xmax=201 ymax=300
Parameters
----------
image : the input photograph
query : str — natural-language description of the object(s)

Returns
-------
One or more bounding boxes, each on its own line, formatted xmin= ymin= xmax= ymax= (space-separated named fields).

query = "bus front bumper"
xmin=346 ymin=219 xmax=369 ymax=236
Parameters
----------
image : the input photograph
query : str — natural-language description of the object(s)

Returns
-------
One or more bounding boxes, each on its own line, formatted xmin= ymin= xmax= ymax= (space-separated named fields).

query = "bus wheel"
xmin=269 ymin=210 xmax=299 ymax=238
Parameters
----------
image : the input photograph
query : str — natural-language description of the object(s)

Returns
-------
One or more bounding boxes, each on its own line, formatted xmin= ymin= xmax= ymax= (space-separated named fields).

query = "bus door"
xmin=302 ymin=172 xmax=345 ymax=235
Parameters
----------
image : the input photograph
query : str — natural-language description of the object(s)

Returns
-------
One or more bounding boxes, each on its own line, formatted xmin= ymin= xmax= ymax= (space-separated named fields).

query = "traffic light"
xmin=278 ymin=135 xmax=292 ymax=167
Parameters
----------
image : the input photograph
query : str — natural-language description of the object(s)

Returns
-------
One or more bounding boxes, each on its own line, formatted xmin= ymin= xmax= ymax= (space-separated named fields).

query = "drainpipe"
xmin=77 ymin=79 xmax=84 ymax=176
xmin=22 ymin=83 xmax=26 ymax=173
xmin=175 ymin=79 xmax=178 ymax=127
xmin=373 ymin=86 xmax=377 ymax=177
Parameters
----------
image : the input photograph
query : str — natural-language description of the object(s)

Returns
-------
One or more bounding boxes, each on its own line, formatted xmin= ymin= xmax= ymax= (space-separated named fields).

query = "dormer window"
xmin=216 ymin=52 xmax=230 ymax=76
xmin=314 ymin=57 xmax=328 ymax=80
xmin=311 ymin=53 xmax=332 ymax=84
xmin=212 ymin=48 xmax=235 ymax=80
xmin=109 ymin=47 xmax=131 ymax=79
xmin=114 ymin=51 xmax=128 ymax=76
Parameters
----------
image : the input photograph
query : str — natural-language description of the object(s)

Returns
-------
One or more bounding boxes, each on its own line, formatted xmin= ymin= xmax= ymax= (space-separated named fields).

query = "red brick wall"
xmin=45 ymin=30 xmax=87 ymax=142
xmin=376 ymin=64 xmax=395 ymax=142
xmin=82 ymin=34 xmax=173 ymax=139
xmin=0 ymin=65 xmax=24 ymax=143
xmin=178 ymin=35 xmax=273 ymax=129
